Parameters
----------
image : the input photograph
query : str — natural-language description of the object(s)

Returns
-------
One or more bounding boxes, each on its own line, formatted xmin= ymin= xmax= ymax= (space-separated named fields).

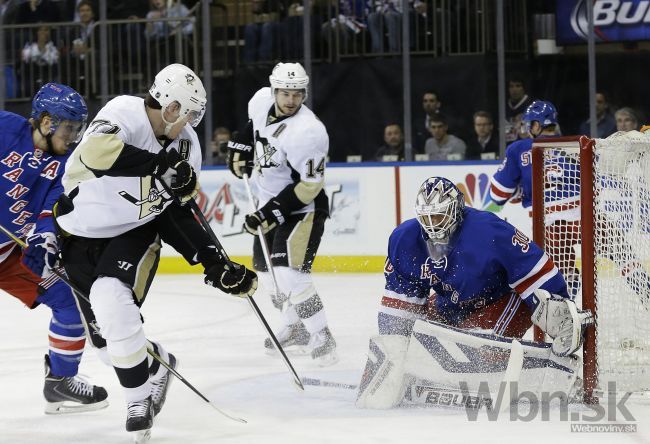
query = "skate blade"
xmin=315 ymin=350 xmax=339 ymax=367
xmin=45 ymin=399 xmax=109 ymax=414
xmin=265 ymin=345 xmax=309 ymax=356
xmin=132 ymin=429 xmax=152 ymax=444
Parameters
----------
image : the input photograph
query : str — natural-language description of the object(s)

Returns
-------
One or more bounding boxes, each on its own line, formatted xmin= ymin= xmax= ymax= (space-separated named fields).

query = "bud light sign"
xmin=556 ymin=0 xmax=650 ymax=44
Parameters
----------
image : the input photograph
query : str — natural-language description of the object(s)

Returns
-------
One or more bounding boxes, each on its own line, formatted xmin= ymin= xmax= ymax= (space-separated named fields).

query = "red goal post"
xmin=531 ymin=133 xmax=650 ymax=402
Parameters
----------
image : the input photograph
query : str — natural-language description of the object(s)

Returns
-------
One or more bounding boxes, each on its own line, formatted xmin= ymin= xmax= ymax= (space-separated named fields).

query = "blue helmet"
xmin=415 ymin=177 xmax=465 ymax=242
xmin=522 ymin=100 xmax=558 ymax=128
xmin=31 ymin=83 xmax=88 ymax=140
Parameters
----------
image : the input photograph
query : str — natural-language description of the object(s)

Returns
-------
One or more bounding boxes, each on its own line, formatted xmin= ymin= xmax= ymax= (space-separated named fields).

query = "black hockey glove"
xmin=204 ymin=261 xmax=258 ymax=297
xmin=227 ymin=140 xmax=254 ymax=179
xmin=154 ymin=149 xmax=198 ymax=202
xmin=244 ymin=198 xmax=286 ymax=235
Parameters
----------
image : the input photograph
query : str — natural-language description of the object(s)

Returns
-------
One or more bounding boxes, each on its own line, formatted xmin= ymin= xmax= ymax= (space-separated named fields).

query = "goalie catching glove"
xmin=199 ymin=247 xmax=257 ymax=297
xmin=153 ymin=148 xmax=198 ymax=202
xmin=531 ymin=289 xmax=594 ymax=356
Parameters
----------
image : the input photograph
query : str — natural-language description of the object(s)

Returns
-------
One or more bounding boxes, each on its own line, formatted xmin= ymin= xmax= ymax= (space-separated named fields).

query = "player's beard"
xmin=426 ymin=238 xmax=450 ymax=261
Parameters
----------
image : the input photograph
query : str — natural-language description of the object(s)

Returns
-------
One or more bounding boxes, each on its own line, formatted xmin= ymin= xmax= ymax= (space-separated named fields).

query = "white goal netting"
xmin=539 ymin=131 xmax=650 ymax=393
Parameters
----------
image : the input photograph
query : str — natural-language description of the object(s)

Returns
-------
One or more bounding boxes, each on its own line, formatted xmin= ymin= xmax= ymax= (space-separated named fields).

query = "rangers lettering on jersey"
xmin=0 ymin=111 xmax=68 ymax=247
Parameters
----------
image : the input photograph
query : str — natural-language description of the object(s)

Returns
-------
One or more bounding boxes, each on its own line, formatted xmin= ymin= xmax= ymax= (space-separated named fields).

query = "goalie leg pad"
xmin=356 ymin=335 xmax=409 ymax=409
xmin=404 ymin=319 xmax=580 ymax=399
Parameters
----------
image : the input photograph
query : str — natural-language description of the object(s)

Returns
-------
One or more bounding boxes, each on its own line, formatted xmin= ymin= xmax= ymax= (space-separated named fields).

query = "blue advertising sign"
xmin=556 ymin=0 xmax=650 ymax=44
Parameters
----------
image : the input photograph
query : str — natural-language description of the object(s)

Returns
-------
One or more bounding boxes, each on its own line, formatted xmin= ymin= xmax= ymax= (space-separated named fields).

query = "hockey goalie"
xmin=356 ymin=177 xmax=593 ymax=409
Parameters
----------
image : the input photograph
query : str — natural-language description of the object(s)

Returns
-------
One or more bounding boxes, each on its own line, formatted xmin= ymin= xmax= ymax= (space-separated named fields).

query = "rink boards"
xmin=159 ymin=161 xmax=532 ymax=273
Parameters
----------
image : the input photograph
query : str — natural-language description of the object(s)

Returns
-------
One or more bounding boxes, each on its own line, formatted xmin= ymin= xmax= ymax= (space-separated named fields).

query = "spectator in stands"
xmin=243 ymin=0 xmax=283 ymax=63
xmin=413 ymin=90 xmax=440 ymax=151
xmin=373 ymin=123 xmax=405 ymax=161
xmin=145 ymin=0 xmax=194 ymax=40
xmin=280 ymin=1 xmax=326 ymax=59
xmin=367 ymin=1 xmax=401 ymax=53
xmin=615 ymin=107 xmax=639 ymax=132
xmin=413 ymin=90 xmax=463 ymax=152
xmin=466 ymin=111 xmax=498 ymax=160
xmin=107 ymin=1 xmax=149 ymax=20
xmin=505 ymin=74 xmax=533 ymax=143
xmin=367 ymin=1 xmax=426 ymax=53
xmin=208 ymin=126 xmax=231 ymax=165
xmin=321 ymin=0 xmax=368 ymax=56
xmin=579 ymin=92 xmax=616 ymax=138
xmin=15 ymin=0 xmax=61 ymax=23
xmin=424 ymin=114 xmax=466 ymax=161
xmin=22 ymin=24 xmax=59 ymax=66
xmin=61 ymin=0 xmax=85 ymax=22
xmin=71 ymin=1 xmax=95 ymax=60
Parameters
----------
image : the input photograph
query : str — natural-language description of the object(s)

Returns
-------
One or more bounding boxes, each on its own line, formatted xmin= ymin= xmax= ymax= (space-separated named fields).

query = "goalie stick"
xmin=0 ymin=222 xmax=247 ymax=424
xmin=301 ymin=377 xmax=358 ymax=390
xmin=301 ymin=340 xmax=525 ymax=411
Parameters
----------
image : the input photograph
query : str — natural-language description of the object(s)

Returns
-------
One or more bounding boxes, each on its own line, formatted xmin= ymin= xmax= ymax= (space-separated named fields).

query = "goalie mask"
xmin=149 ymin=63 xmax=207 ymax=134
xmin=415 ymin=177 xmax=465 ymax=246
xmin=269 ymin=62 xmax=309 ymax=102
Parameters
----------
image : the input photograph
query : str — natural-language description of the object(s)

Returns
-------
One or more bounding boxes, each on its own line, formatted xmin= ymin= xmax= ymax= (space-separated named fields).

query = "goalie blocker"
xmin=356 ymin=318 xmax=582 ymax=409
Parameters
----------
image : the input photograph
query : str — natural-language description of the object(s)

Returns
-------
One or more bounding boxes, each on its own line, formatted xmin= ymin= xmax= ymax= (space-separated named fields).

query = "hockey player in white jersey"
xmin=227 ymin=62 xmax=337 ymax=365
xmin=54 ymin=64 xmax=257 ymax=442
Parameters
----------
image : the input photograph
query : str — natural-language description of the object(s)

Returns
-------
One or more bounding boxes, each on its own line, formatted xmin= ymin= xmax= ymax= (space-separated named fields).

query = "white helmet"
xmin=149 ymin=63 xmax=207 ymax=130
xmin=415 ymin=177 xmax=465 ymax=243
xmin=269 ymin=62 xmax=309 ymax=100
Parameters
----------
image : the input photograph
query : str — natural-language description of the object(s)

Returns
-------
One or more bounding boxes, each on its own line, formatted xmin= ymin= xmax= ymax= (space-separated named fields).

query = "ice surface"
xmin=1 ymin=274 xmax=648 ymax=444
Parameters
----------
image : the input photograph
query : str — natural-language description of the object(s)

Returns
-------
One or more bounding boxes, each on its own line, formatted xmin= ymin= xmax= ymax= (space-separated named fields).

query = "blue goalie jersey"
xmin=0 ymin=111 xmax=67 ymax=252
xmin=379 ymin=207 xmax=568 ymax=334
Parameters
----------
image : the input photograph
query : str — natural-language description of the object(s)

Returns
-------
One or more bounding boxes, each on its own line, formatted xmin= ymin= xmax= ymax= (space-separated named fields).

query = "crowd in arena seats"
xmin=2 ymin=0 xmax=199 ymax=97
xmin=2 ymin=1 xmax=645 ymax=165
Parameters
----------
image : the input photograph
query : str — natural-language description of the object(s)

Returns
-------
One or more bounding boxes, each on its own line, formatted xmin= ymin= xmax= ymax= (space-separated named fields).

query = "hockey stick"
xmin=0 ymin=222 xmax=247 ymax=423
xmin=155 ymin=158 xmax=303 ymax=390
xmin=241 ymin=173 xmax=286 ymax=311
xmin=301 ymin=377 xmax=358 ymax=390
xmin=185 ymin=196 xmax=305 ymax=391
xmin=497 ymin=339 xmax=524 ymax=412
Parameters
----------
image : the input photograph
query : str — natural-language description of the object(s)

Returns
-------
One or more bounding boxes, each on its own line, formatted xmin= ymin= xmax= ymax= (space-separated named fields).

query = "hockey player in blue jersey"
xmin=0 ymin=83 xmax=108 ymax=413
xmin=488 ymin=100 xmax=584 ymax=295
xmin=490 ymin=101 xmax=650 ymax=302
xmin=379 ymin=177 xmax=593 ymax=357
xmin=490 ymin=100 xmax=560 ymax=211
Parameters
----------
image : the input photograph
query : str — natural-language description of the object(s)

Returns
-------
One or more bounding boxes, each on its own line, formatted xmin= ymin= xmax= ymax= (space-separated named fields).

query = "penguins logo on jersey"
xmin=254 ymin=131 xmax=280 ymax=170
xmin=119 ymin=140 xmax=192 ymax=218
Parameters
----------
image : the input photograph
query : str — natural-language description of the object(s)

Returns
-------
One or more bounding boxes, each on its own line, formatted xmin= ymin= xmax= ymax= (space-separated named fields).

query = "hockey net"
xmin=531 ymin=132 xmax=650 ymax=401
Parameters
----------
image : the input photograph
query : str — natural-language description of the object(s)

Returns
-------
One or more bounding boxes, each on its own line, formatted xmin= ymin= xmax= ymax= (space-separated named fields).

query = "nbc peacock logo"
xmin=455 ymin=173 xmax=503 ymax=213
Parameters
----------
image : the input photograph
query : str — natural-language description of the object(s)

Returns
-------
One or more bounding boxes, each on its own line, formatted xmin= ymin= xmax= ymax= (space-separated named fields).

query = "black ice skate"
xmin=309 ymin=327 xmax=338 ymax=366
xmin=43 ymin=354 xmax=109 ymax=414
xmin=126 ymin=395 xmax=154 ymax=444
xmin=264 ymin=322 xmax=310 ymax=355
xmin=151 ymin=353 xmax=177 ymax=416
